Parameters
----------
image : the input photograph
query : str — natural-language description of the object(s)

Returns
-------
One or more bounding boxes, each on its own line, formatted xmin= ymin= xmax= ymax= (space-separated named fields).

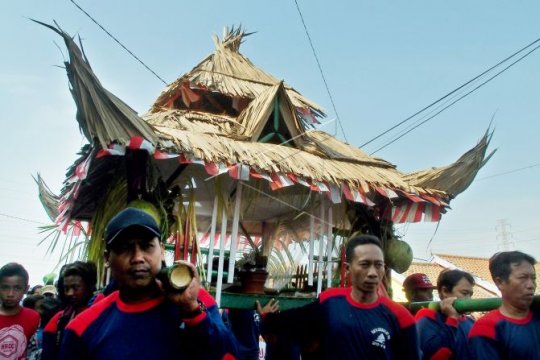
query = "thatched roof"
xmin=40 ymin=24 xmax=493 ymax=227
xmin=149 ymin=26 xmax=324 ymax=121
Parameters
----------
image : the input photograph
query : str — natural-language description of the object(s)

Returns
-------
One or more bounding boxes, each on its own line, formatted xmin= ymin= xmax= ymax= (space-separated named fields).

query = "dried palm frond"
xmin=33 ymin=20 xmax=157 ymax=149
xmin=404 ymin=128 xmax=497 ymax=198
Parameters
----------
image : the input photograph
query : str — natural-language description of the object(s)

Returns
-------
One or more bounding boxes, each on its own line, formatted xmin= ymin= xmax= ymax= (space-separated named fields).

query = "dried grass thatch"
xmin=149 ymin=26 xmax=325 ymax=119
xmin=404 ymin=129 xmax=496 ymax=198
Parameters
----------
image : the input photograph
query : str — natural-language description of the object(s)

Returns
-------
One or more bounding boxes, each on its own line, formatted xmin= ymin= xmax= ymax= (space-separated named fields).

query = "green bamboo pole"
xmin=404 ymin=295 xmax=540 ymax=313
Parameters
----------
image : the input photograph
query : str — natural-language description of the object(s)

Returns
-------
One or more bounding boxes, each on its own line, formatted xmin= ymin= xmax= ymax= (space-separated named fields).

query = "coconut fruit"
xmin=385 ymin=238 xmax=413 ymax=274
xmin=127 ymin=199 xmax=161 ymax=225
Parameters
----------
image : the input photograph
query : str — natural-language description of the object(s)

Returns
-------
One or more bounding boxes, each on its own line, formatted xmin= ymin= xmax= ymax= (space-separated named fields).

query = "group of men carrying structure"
xmin=0 ymin=207 xmax=538 ymax=359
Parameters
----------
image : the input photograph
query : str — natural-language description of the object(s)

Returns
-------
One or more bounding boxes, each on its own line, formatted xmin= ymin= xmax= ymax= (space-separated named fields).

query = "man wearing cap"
xmin=403 ymin=273 xmax=436 ymax=304
xmin=58 ymin=207 xmax=238 ymax=360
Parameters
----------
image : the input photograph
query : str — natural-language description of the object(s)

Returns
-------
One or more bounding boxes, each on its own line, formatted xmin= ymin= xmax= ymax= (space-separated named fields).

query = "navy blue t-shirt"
xmin=415 ymin=308 xmax=474 ymax=360
xmin=262 ymin=287 xmax=420 ymax=359
xmin=469 ymin=308 xmax=540 ymax=359
xmin=58 ymin=289 xmax=238 ymax=360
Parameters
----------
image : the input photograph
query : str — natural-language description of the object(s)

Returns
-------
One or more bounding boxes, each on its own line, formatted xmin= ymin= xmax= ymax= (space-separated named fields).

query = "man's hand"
xmin=156 ymin=261 xmax=200 ymax=314
xmin=256 ymin=298 xmax=279 ymax=315
xmin=440 ymin=297 xmax=459 ymax=318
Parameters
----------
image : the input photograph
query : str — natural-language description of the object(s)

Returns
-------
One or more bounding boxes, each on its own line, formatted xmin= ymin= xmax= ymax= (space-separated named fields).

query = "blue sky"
xmin=1 ymin=1 xmax=539 ymax=284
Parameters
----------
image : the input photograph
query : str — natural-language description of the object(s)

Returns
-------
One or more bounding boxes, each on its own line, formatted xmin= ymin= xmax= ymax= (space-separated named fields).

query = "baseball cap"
xmin=41 ymin=285 xmax=58 ymax=296
xmin=403 ymin=273 xmax=435 ymax=290
xmin=105 ymin=207 xmax=160 ymax=249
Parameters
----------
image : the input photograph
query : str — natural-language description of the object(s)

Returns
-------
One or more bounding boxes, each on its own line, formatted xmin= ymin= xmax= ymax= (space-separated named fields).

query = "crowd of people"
xmin=0 ymin=207 xmax=538 ymax=359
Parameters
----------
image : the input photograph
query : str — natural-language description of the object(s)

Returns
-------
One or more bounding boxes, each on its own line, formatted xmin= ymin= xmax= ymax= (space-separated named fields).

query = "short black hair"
xmin=57 ymin=261 xmax=97 ymax=304
xmin=22 ymin=294 xmax=43 ymax=309
xmin=437 ymin=269 xmax=475 ymax=293
xmin=345 ymin=234 xmax=383 ymax=263
xmin=489 ymin=251 xmax=536 ymax=282
xmin=0 ymin=263 xmax=29 ymax=285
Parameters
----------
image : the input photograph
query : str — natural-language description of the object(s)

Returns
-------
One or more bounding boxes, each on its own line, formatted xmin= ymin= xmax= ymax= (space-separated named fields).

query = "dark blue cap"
xmin=105 ymin=207 xmax=160 ymax=249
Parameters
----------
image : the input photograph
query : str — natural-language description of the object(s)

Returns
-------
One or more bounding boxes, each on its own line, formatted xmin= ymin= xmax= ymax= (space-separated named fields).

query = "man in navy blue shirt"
xmin=58 ymin=207 xmax=238 ymax=360
xmin=469 ymin=251 xmax=538 ymax=359
xmin=259 ymin=234 xmax=420 ymax=359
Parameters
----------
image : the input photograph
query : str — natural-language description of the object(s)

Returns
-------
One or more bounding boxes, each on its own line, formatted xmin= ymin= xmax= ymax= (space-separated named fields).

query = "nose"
xmin=131 ymin=244 xmax=145 ymax=263
xmin=367 ymin=265 xmax=379 ymax=278
xmin=65 ymin=288 xmax=75 ymax=297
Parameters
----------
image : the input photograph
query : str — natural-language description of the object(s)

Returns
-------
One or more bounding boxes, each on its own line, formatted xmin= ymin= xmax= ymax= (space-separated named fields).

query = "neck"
xmin=350 ymin=288 xmax=378 ymax=304
xmin=0 ymin=304 xmax=21 ymax=316
xmin=119 ymin=284 xmax=161 ymax=304
xmin=499 ymin=302 xmax=530 ymax=319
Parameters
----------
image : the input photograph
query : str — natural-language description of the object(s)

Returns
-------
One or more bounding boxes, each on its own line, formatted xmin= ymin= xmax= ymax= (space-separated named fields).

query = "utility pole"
xmin=496 ymin=219 xmax=514 ymax=251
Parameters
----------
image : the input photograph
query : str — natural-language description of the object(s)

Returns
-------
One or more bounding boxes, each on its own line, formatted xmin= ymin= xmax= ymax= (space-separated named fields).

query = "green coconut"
xmin=127 ymin=199 xmax=161 ymax=226
xmin=385 ymin=238 xmax=413 ymax=274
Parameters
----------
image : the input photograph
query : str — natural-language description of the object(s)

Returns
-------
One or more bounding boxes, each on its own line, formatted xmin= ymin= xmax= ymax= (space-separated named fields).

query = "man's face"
xmin=0 ymin=276 xmax=28 ymax=309
xmin=412 ymin=288 xmax=434 ymax=302
xmin=347 ymin=244 xmax=385 ymax=294
xmin=63 ymin=275 xmax=90 ymax=308
xmin=106 ymin=235 xmax=163 ymax=292
xmin=442 ymin=277 xmax=474 ymax=300
xmin=497 ymin=261 xmax=536 ymax=310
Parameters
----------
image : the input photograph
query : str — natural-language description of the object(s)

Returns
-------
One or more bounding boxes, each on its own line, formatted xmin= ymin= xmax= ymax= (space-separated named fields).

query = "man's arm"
xmin=415 ymin=309 xmax=457 ymax=360
xmin=179 ymin=289 xmax=239 ymax=359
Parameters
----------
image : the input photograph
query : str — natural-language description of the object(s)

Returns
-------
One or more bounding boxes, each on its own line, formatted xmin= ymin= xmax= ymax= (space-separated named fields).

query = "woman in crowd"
xmin=41 ymin=261 xmax=97 ymax=360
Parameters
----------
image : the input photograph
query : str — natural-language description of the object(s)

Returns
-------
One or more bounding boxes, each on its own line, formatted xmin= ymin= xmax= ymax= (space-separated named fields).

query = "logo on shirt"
xmin=370 ymin=327 xmax=390 ymax=349
xmin=0 ymin=324 xmax=26 ymax=359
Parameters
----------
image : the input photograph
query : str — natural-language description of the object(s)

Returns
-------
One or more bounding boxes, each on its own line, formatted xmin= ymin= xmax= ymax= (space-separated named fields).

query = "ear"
xmin=493 ymin=276 xmax=504 ymax=289
xmin=440 ymin=286 xmax=450 ymax=298
xmin=345 ymin=262 xmax=351 ymax=275
xmin=160 ymin=243 xmax=165 ymax=261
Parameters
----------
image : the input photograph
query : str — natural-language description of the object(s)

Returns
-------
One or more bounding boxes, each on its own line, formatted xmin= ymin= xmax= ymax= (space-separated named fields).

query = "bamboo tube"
xmin=317 ymin=199 xmax=325 ymax=295
xmin=325 ymin=206 xmax=333 ymax=289
xmin=227 ymin=182 xmax=243 ymax=283
xmin=405 ymin=295 xmax=540 ymax=314
xmin=206 ymin=194 xmax=218 ymax=284
xmin=307 ymin=214 xmax=315 ymax=286
xmin=215 ymin=206 xmax=228 ymax=306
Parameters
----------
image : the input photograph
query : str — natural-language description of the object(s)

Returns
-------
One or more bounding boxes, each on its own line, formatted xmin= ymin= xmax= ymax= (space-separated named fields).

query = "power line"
xmin=361 ymin=36 xmax=540 ymax=151
xmin=0 ymin=213 xmax=47 ymax=225
xmin=370 ymin=42 xmax=540 ymax=155
xmin=293 ymin=0 xmax=348 ymax=142
xmin=68 ymin=0 xmax=168 ymax=85
xmin=477 ymin=162 xmax=540 ymax=181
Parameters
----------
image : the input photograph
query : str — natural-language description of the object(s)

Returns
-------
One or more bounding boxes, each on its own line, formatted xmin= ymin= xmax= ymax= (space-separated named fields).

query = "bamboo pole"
xmin=206 ymin=194 xmax=218 ymax=284
xmin=405 ymin=295 xmax=540 ymax=314
xmin=325 ymin=206 xmax=333 ymax=289
xmin=227 ymin=182 xmax=243 ymax=283
xmin=307 ymin=214 xmax=315 ymax=286
xmin=317 ymin=198 xmax=325 ymax=295
xmin=215 ymin=206 xmax=228 ymax=306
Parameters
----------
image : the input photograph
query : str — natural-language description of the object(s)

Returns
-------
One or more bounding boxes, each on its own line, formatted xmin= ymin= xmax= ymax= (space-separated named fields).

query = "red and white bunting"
xmin=325 ymin=183 xmax=342 ymax=204
xmin=228 ymin=164 xmax=250 ymax=181
xmin=154 ymin=150 xmax=179 ymax=160
xmin=204 ymin=162 xmax=228 ymax=176
xmin=96 ymin=144 xmax=126 ymax=158
xmin=249 ymin=170 xmax=272 ymax=182
xmin=376 ymin=187 xmax=399 ymax=199
xmin=127 ymin=136 xmax=155 ymax=153
xmin=423 ymin=203 xmax=442 ymax=222
xmin=402 ymin=191 xmax=426 ymax=203
xmin=270 ymin=174 xmax=295 ymax=190
xmin=74 ymin=156 xmax=91 ymax=180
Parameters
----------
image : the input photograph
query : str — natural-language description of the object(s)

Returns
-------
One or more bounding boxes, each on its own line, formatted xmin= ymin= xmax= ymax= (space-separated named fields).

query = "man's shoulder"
xmin=469 ymin=309 xmax=503 ymax=340
xmin=20 ymin=307 xmax=40 ymax=322
xmin=319 ymin=287 xmax=349 ymax=303
xmin=66 ymin=291 xmax=119 ymax=337
xmin=379 ymin=296 xmax=415 ymax=328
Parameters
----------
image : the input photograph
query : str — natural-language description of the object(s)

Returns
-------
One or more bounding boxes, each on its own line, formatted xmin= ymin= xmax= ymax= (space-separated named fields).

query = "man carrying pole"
xmin=468 ymin=250 xmax=539 ymax=359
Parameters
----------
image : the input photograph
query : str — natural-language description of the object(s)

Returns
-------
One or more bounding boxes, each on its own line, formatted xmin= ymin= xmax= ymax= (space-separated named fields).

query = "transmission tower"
xmin=496 ymin=219 xmax=514 ymax=251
